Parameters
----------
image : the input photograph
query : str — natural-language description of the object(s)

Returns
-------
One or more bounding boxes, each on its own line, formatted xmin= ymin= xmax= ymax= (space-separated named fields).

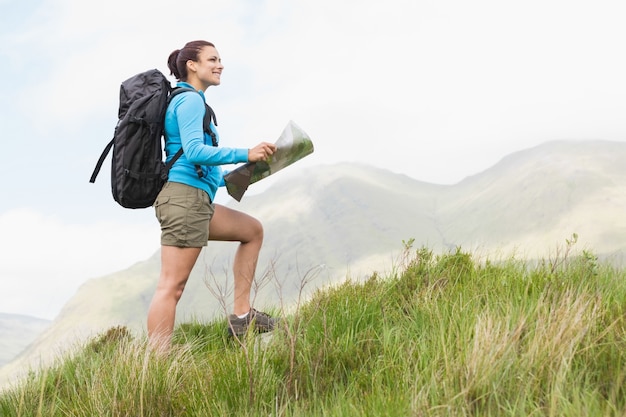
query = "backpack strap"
xmin=203 ymin=104 xmax=218 ymax=146
xmin=89 ymin=138 xmax=114 ymax=183
xmin=168 ymin=87 xmax=219 ymax=178
xmin=166 ymin=148 xmax=185 ymax=171
xmin=90 ymin=130 xmax=186 ymax=185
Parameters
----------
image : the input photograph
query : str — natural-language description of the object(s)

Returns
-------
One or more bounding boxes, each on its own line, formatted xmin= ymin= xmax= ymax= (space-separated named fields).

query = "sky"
xmin=1 ymin=0 xmax=626 ymax=320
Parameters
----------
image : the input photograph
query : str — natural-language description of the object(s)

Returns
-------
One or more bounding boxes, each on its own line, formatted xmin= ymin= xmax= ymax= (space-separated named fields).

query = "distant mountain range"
xmin=3 ymin=139 xmax=626 ymax=388
xmin=0 ymin=314 xmax=50 ymax=368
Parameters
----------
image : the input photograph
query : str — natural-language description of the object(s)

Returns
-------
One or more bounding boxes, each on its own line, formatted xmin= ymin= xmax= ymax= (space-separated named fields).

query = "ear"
xmin=186 ymin=59 xmax=197 ymax=73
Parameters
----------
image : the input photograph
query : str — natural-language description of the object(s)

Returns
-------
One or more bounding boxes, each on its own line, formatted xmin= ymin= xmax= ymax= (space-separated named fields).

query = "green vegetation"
xmin=1 ymin=239 xmax=625 ymax=416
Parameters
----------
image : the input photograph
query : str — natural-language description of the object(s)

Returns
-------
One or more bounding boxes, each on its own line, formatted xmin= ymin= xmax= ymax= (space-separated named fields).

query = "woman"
xmin=147 ymin=40 xmax=277 ymax=348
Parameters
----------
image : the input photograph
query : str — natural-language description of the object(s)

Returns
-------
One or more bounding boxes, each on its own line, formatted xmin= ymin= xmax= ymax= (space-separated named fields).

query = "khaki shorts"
xmin=154 ymin=182 xmax=215 ymax=248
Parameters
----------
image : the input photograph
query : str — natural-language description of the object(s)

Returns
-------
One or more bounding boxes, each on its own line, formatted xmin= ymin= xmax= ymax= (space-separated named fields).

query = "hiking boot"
xmin=227 ymin=308 xmax=278 ymax=337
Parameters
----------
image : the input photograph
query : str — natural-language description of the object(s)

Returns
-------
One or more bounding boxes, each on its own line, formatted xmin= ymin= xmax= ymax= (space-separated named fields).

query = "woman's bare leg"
xmin=147 ymin=245 xmax=201 ymax=349
xmin=208 ymin=204 xmax=264 ymax=315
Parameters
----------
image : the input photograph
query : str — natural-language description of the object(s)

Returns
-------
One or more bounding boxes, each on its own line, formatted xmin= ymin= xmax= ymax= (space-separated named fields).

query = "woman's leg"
xmin=147 ymin=245 xmax=202 ymax=349
xmin=208 ymin=204 xmax=264 ymax=315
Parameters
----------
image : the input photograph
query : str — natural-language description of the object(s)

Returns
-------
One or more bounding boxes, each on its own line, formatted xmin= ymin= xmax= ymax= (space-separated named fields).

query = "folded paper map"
xmin=223 ymin=120 xmax=314 ymax=201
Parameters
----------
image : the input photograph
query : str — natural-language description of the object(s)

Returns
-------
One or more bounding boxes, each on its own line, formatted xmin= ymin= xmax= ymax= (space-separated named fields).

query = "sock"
xmin=237 ymin=311 xmax=250 ymax=319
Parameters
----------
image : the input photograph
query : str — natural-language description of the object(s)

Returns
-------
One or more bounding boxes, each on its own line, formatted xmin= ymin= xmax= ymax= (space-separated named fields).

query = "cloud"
xmin=8 ymin=0 xmax=626 ymax=183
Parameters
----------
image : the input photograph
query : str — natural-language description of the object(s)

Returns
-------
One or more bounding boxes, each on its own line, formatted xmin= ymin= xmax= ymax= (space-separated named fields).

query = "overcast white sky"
xmin=1 ymin=0 xmax=626 ymax=320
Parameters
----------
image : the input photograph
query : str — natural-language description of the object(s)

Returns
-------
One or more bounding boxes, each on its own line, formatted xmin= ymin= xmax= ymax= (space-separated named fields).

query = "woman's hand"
xmin=248 ymin=142 xmax=277 ymax=162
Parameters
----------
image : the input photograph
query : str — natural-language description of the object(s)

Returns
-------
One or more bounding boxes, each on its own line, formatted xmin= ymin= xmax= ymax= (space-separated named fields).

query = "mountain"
xmin=0 ymin=314 xmax=50 ymax=367
xmin=438 ymin=140 xmax=626 ymax=257
xmin=2 ymin=139 xmax=626 ymax=388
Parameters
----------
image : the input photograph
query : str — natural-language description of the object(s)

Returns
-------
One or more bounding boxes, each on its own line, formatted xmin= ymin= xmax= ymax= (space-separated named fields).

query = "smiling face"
xmin=187 ymin=45 xmax=223 ymax=90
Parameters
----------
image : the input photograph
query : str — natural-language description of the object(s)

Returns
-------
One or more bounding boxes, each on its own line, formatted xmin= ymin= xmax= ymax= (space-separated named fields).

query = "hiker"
xmin=147 ymin=40 xmax=278 ymax=349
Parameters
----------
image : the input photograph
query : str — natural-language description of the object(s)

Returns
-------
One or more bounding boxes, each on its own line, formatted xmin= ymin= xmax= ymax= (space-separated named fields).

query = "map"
xmin=223 ymin=120 xmax=314 ymax=201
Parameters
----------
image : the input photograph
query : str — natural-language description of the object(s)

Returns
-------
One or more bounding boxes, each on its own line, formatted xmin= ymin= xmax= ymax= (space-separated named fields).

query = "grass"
xmin=1 ymin=240 xmax=625 ymax=416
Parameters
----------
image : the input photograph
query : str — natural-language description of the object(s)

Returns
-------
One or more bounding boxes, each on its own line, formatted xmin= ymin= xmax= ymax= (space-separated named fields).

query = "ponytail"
xmin=167 ymin=49 xmax=181 ymax=79
xmin=167 ymin=40 xmax=215 ymax=81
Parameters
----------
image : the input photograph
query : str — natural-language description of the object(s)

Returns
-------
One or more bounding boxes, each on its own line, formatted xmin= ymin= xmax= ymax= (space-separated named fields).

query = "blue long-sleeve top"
xmin=164 ymin=82 xmax=248 ymax=202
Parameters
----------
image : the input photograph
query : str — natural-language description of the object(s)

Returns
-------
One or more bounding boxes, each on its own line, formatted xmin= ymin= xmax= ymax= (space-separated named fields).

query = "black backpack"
xmin=89 ymin=69 xmax=218 ymax=209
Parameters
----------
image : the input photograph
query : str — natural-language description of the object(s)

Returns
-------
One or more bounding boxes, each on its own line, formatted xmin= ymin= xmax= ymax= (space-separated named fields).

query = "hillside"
xmin=0 ymin=314 xmax=50 ymax=367
xmin=2 ymin=139 xmax=626 ymax=387
xmin=439 ymin=140 xmax=626 ymax=257
xmin=2 ymin=243 xmax=625 ymax=415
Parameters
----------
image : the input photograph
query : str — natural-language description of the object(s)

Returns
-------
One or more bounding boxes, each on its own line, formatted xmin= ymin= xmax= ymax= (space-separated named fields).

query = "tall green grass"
xmin=1 ymin=242 xmax=625 ymax=416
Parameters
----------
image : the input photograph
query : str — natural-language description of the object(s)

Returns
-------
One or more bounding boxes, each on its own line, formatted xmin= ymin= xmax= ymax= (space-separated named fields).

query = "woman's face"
xmin=190 ymin=46 xmax=223 ymax=88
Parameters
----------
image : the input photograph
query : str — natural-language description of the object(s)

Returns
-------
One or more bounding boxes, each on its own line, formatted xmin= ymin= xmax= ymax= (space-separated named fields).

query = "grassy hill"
xmin=1 ymin=243 xmax=625 ymax=416
xmin=3 ymin=139 xmax=626 ymax=391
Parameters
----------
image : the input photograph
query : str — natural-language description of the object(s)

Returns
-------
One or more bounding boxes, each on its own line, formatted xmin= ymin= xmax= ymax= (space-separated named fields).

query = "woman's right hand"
xmin=248 ymin=142 xmax=277 ymax=162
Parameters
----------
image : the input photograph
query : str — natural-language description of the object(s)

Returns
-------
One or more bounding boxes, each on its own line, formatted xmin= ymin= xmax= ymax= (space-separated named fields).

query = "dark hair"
xmin=167 ymin=40 xmax=215 ymax=81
